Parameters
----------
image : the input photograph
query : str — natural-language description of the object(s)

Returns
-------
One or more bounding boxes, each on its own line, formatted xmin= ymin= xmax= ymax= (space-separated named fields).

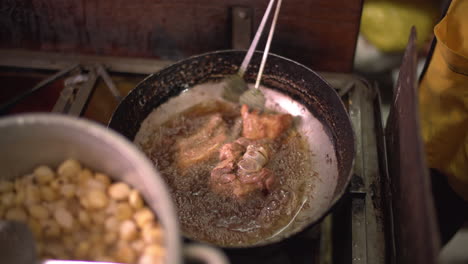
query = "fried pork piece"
xmin=210 ymin=138 xmax=276 ymax=198
xmin=176 ymin=114 xmax=228 ymax=169
xmin=241 ymin=104 xmax=293 ymax=140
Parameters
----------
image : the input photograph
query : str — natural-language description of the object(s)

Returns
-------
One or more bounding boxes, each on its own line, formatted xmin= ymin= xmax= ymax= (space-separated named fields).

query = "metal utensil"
xmin=239 ymin=0 xmax=283 ymax=110
xmin=221 ymin=0 xmax=276 ymax=104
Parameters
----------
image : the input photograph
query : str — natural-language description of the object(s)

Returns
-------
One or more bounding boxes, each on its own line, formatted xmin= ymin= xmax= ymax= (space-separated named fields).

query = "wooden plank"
xmin=0 ymin=0 xmax=362 ymax=72
xmin=385 ymin=27 xmax=440 ymax=264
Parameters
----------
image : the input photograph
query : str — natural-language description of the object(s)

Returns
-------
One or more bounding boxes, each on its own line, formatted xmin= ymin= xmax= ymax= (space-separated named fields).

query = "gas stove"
xmin=0 ymin=49 xmax=390 ymax=264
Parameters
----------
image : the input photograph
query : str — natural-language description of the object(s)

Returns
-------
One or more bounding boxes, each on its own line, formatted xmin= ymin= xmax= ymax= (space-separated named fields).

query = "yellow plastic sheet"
xmin=419 ymin=0 xmax=468 ymax=201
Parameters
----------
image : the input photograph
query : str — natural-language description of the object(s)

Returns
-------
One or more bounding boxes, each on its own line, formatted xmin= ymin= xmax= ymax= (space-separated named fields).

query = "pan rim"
xmin=108 ymin=50 xmax=356 ymax=248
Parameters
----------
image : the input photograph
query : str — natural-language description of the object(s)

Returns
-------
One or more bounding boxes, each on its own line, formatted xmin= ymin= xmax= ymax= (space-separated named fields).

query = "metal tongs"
xmin=222 ymin=0 xmax=283 ymax=110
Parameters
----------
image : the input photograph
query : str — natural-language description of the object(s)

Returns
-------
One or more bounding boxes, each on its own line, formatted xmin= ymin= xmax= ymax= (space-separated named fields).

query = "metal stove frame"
xmin=0 ymin=49 xmax=390 ymax=264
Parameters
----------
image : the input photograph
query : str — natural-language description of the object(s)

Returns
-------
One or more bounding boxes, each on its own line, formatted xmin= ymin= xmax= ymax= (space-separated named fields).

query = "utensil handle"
xmin=238 ymin=0 xmax=276 ymax=77
xmin=255 ymin=0 xmax=282 ymax=89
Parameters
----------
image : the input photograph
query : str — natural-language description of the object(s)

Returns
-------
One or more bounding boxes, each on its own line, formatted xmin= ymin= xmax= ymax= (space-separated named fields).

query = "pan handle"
xmin=183 ymin=244 xmax=229 ymax=264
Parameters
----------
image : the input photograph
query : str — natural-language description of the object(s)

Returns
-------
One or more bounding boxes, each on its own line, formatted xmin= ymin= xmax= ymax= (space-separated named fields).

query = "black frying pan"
xmin=108 ymin=50 xmax=355 ymax=248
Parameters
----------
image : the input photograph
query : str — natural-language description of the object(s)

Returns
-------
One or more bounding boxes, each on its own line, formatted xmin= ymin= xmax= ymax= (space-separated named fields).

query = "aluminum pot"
xmin=0 ymin=113 xmax=228 ymax=264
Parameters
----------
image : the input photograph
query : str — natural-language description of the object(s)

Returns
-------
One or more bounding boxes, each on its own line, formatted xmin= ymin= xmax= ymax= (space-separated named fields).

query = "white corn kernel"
xmin=78 ymin=169 xmax=93 ymax=184
xmin=5 ymin=207 xmax=27 ymax=222
xmin=0 ymin=180 xmax=14 ymax=193
xmin=116 ymin=243 xmax=136 ymax=264
xmin=63 ymin=235 xmax=75 ymax=251
xmin=58 ymin=159 xmax=82 ymax=178
xmin=27 ymin=204 xmax=49 ymax=219
xmin=104 ymin=232 xmax=118 ymax=244
xmin=54 ymin=207 xmax=74 ymax=230
xmin=14 ymin=190 xmax=25 ymax=205
xmin=34 ymin=166 xmax=54 ymax=184
xmin=105 ymin=217 xmax=120 ymax=231
xmin=129 ymin=189 xmax=144 ymax=209
xmin=43 ymin=221 xmax=61 ymax=238
xmin=49 ymin=179 xmax=60 ymax=190
xmin=78 ymin=210 xmax=91 ymax=226
xmin=75 ymin=241 xmax=90 ymax=259
xmin=86 ymin=178 xmax=106 ymax=191
xmin=91 ymin=211 xmax=106 ymax=225
xmin=120 ymin=219 xmax=138 ymax=240
xmin=24 ymin=185 xmax=41 ymax=204
xmin=88 ymin=242 xmax=107 ymax=260
xmin=138 ymin=253 xmax=162 ymax=264
xmin=142 ymin=226 xmax=163 ymax=244
xmin=40 ymin=186 xmax=57 ymax=201
xmin=115 ymin=202 xmax=133 ymax=220
xmin=27 ymin=218 xmax=42 ymax=238
xmin=43 ymin=242 xmax=67 ymax=259
xmin=86 ymin=189 xmax=108 ymax=209
xmin=108 ymin=182 xmax=131 ymax=201
xmin=131 ymin=239 xmax=146 ymax=253
xmin=95 ymin=173 xmax=111 ymax=186
xmin=134 ymin=208 xmax=155 ymax=228
xmin=1 ymin=192 xmax=15 ymax=208
xmin=96 ymin=256 xmax=116 ymax=262
xmin=144 ymin=244 xmax=165 ymax=257
xmin=60 ymin=184 xmax=75 ymax=198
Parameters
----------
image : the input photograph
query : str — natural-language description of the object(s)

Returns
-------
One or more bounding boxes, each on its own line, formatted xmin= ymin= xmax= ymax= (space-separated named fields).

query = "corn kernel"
xmin=40 ymin=186 xmax=57 ymax=202
xmin=49 ymin=179 xmax=60 ymax=190
xmin=0 ymin=180 xmax=14 ymax=193
xmin=120 ymin=220 xmax=138 ymax=241
xmin=24 ymin=185 xmax=41 ymax=205
xmin=105 ymin=217 xmax=120 ymax=231
xmin=14 ymin=190 xmax=25 ymax=205
xmin=78 ymin=210 xmax=91 ymax=226
xmin=115 ymin=202 xmax=133 ymax=220
xmin=95 ymin=173 xmax=111 ymax=187
xmin=86 ymin=178 xmax=106 ymax=191
xmin=104 ymin=232 xmax=118 ymax=244
xmin=5 ymin=207 xmax=27 ymax=222
xmin=78 ymin=169 xmax=93 ymax=184
xmin=60 ymin=184 xmax=75 ymax=198
xmin=91 ymin=211 xmax=106 ymax=225
xmin=86 ymin=189 xmax=108 ymax=209
xmin=1 ymin=192 xmax=15 ymax=208
xmin=75 ymin=241 xmax=90 ymax=259
xmin=27 ymin=218 xmax=42 ymax=238
xmin=43 ymin=221 xmax=61 ymax=238
xmin=142 ymin=226 xmax=163 ymax=244
xmin=54 ymin=207 xmax=74 ymax=230
xmin=34 ymin=166 xmax=55 ymax=184
xmin=27 ymin=204 xmax=49 ymax=219
xmin=138 ymin=253 xmax=162 ymax=264
xmin=144 ymin=244 xmax=165 ymax=257
xmin=108 ymin=182 xmax=131 ymax=201
xmin=58 ymin=159 xmax=82 ymax=179
xmin=131 ymin=239 xmax=146 ymax=254
xmin=129 ymin=189 xmax=144 ymax=209
xmin=116 ymin=243 xmax=136 ymax=264
xmin=134 ymin=208 xmax=155 ymax=228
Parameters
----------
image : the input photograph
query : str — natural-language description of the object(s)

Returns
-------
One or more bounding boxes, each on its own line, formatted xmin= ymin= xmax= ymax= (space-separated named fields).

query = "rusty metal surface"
xmin=0 ymin=0 xmax=362 ymax=73
xmin=322 ymin=73 xmax=387 ymax=264
xmin=384 ymin=27 xmax=440 ymax=264
xmin=232 ymin=7 xmax=252 ymax=50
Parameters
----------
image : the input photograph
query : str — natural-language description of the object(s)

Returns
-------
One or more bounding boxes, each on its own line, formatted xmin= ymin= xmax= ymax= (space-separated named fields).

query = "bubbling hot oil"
xmin=141 ymin=100 xmax=317 ymax=247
